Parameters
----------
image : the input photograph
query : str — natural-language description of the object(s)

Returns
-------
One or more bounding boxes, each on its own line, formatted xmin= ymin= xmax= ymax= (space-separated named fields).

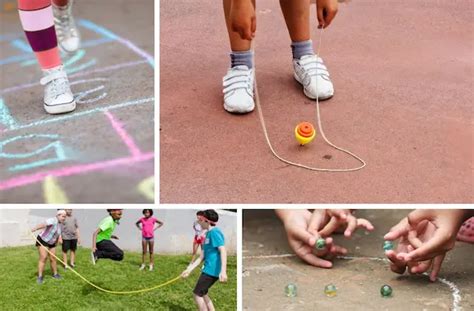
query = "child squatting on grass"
xmin=181 ymin=210 xmax=228 ymax=311
xmin=222 ymin=0 xmax=339 ymax=114
xmin=60 ymin=209 xmax=81 ymax=269
xmin=276 ymin=209 xmax=474 ymax=281
xmin=135 ymin=209 xmax=164 ymax=271
xmin=91 ymin=209 xmax=124 ymax=265
xmin=32 ymin=209 xmax=67 ymax=284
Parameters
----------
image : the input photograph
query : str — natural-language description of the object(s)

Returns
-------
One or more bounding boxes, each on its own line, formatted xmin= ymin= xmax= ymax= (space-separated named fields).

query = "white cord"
xmin=254 ymin=27 xmax=367 ymax=172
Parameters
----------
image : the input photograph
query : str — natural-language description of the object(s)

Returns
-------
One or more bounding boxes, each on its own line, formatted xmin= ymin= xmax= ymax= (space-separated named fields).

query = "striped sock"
xmin=230 ymin=50 xmax=254 ymax=69
xmin=17 ymin=0 xmax=62 ymax=69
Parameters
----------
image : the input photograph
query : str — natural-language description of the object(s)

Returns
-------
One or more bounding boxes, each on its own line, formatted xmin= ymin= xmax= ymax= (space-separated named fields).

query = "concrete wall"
xmin=0 ymin=209 xmax=237 ymax=255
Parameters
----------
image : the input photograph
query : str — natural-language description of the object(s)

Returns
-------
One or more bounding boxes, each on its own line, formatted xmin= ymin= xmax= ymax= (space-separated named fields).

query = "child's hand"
xmin=384 ymin=218 xmax=441 ymax=280
xmin=219 ymin=271 xmax=228 ymax=282
xmin=181 ymin=270 xmax=190 ymax=278
xmin=276 ymin=209 xmax=347 ymax=268
xmin=316 ymin=0 xmax=339 ymax=29
xmin=78 ymin=239 xmax=81 ymax=245
xmin=92 ymin=245 xmax=97 ymax=253
xmin=313 ymin=209 xmax=374 ymax=238
xmin=384 ymin=210 xmax=469 ymax=281
xmin=385 ymin=210 xmax=466 ymax=262
xmin=230 ymin=0 xmax=256 ymax=40
xmin=59 ymin=237 xmax=63 ymax=244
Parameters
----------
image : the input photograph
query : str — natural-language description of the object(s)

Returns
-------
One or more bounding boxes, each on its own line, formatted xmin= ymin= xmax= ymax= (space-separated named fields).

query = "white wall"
xmin=0 ymin=209 xmax=237 ymax=255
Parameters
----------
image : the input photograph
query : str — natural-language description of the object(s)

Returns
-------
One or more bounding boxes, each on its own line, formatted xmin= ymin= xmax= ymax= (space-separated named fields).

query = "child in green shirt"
xmin=91 ymin=209 xmax=123 ymax=264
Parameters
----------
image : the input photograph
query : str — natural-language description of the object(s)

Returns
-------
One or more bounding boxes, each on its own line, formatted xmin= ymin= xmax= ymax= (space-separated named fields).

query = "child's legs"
xmin=279 ymin=0 xmax=311 ymax=42
xmin=17 ymin=0 xmax=62 ymax=69
xmin=70 ymin=250 xmax=75 ymax=264
xmin=141 ymin=240 xmax=147 ymax=264
xmin=193 ymin=294 xmax=209 ymax=311
xmin=62 ymin=250 xmax=68 ymax=266
xmin=48 ymin=247 xmax=58 ymax=274
xmin=148 ymin=240 xmax=154 ymax=264
xmin=97 ymin=240 xmax=124 ymax=261
xmin=62 ymin=240 xmax=68 ymax=265
xmin=203 ymin=295 xmax=215 ymax=311
xmin=223 ymin=0 xmax=255 ymax=51
xmin=37 ymin=246 xmax=48 ymax=277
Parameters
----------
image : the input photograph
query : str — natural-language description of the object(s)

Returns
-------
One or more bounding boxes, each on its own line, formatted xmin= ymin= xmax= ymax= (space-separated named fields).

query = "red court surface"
xmin=160 ymin=0 xmax=473 ymax=203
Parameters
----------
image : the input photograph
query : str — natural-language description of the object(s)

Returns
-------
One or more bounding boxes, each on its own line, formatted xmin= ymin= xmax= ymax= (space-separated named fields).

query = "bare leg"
xmin=204 ymin=295 xmax=216 ymax=311
xmin=279 ymin=0 xmax=311 ymax=42
xmin=194 ymin=294 xmax=209 ymax=311
xmin=141 ymin=240 xmax=146 ymax=265
xmin=149 ymin=241 xmax=154 ymax=265
xmin=37 ymin=247 xmax=48 ymax=277
xmin=49 ymin=247 xmax=58 ymax=275
xmin=223 ymin=0 xmax=255 ymax=51
xmin=70 ymin=250 xmax=75 ymax=266
xmin=62 ymin=251 xmax=68 ymax=268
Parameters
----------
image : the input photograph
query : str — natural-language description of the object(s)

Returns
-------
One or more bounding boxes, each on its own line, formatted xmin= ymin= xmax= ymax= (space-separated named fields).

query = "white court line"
xmin=244 ymin=253 xmax=462 ymax=310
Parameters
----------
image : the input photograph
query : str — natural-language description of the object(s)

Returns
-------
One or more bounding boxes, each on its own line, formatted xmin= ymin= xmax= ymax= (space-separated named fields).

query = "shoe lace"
xmin=40 ymin=71 xmax=70 ymax=99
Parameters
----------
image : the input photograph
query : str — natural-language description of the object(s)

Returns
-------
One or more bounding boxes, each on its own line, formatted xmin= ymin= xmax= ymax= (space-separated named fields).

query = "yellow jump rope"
xmin=30 ymin=230 xmax=182 ymax=295
xmin=254 ymin=27 xmax=367 ymax=172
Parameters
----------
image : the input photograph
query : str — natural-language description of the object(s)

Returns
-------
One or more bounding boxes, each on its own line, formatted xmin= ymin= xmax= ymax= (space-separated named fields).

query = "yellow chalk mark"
xmin=43 ymin=175 xmax=69 ymax=204
xmin=138 ymin=176 xmax=154 ymax=201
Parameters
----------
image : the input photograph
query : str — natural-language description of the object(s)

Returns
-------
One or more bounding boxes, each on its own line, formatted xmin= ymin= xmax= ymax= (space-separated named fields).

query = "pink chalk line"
xmin=0 ymin=152 xmax=154 ymax=191
xmin=104 ymin=110 xmax=142 ymax=158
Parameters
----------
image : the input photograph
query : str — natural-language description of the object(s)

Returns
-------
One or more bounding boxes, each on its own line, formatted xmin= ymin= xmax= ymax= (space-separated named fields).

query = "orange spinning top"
xmin=295 ymin=122 xmax=316 ymax=145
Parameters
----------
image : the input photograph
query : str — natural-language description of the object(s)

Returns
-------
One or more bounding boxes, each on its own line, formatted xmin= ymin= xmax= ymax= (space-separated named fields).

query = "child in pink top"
xmin=135 ymin=209 xmax=164 ymax=271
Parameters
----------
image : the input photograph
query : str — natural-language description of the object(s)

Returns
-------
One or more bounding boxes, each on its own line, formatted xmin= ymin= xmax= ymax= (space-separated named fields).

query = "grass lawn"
xmin=0 ymin=246 xmax=236 ymax=310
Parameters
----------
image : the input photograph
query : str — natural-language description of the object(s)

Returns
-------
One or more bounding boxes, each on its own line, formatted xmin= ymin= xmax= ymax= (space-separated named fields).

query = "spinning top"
xmin=295 ymin=122 xmax=316 ymax=145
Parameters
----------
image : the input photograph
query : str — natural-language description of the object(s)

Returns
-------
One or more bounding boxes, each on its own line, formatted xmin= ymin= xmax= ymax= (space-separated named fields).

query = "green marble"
xmin=380 ymin=284 xmax=393 ymax=297
xmin=324 ymin=284 xmax=337 ymax=297
xmin=383 ymin=240 xmax=394 ymax=251
xmin=315 ymin=238 xmax=326 ymax=250
xmin=285 ymin=283 xmax=297 ymax=297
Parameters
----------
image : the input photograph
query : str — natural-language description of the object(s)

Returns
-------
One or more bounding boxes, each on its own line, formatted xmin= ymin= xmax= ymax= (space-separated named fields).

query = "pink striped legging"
xmin=17 ymin=0 xmax=70 ymax=70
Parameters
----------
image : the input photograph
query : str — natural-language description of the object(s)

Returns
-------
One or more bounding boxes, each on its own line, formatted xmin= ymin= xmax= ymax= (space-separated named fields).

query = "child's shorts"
xmin=36 ymin=235 xmax=57 ymax=249
xmin=193 ymin=272 xmax=219 ymax=297
xmin=194 ymin=235 xmax=204 ymax=245
xmin=142 ymin=237 xmax=154 ymax=242
xmin=62 ymin=239 xmax=78 ymax=252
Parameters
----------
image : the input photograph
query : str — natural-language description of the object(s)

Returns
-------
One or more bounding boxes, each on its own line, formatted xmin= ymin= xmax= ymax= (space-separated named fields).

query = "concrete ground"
xmin=243 ymin=209 xmax=474 ymax=310
xmin=160 ymin=0 xmax=473 ymax=203
xmin=0 ymin=0 xmax=154 ymax=203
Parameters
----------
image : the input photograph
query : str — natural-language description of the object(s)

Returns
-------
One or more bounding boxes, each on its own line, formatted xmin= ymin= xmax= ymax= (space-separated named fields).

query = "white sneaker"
xmin=223 ymin=65 xmax=255 ymax=114
xmin=53 ymin=0 xmax=81 ymax=53
xmin=139 ymin=264 xmax=146 ymax=271
xmin=293 ymin=54 xmax=334 ymax=100
xmin=40 ymin=65 xmax=76 ymax=114
xmin=149 ymin=264 xmax=154 ymax=271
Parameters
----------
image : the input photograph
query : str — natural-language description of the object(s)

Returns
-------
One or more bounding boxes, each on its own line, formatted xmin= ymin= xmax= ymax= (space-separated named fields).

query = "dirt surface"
xmin=0 ymin=0 xmax=154 ymax=203
xmin=243 ymin=209 xmax=474 ymax=310
xmin=160 ymin=0 xmax=473 ymax=203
